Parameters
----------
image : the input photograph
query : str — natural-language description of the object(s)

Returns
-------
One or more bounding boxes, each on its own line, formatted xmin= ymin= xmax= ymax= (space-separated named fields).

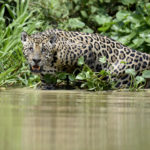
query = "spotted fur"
xmin=21 ymin=29 xmax=150 ymax=89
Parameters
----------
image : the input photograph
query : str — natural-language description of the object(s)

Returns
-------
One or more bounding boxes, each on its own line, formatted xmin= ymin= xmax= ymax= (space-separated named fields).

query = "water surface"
xmin=0 ymin=88 xmax=150 ymax=150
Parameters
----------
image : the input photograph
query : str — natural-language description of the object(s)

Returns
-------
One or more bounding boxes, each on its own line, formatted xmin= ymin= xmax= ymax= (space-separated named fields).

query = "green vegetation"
xmin=1 ymin=0 xmax=150 ymax=90
xmin=0 ymin=0 xmax=41 ymax=87
xmin=125 ymin=69 xmax=146 ymax=91
xmin=42 ymin=57 xmax=150 ymax=91
xmin=43 ymin=56 xmax=114 ymax=91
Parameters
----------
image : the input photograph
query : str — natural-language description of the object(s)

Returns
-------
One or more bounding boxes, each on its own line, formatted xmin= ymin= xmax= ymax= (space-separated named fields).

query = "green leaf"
xmin=116 ymin=10 xmax=130 ymax=21
xmin=126 ymin=14 xmax=141 ymax=25
xmin=139 ymin=30 xmax=150 ymax=43
xmin=57 ymin=73 xmax=67 ymax=80
xmin=99 ymin=70 xmax=108 ymax=76
xmin=142 ymin=70 xmax=150 ymax=78
xmin=68 ymin=74 xmax=75 ymax=81
xmin=91 ymin=6 xmax=98 ymax=13
xmin=68 ymin=18 xmax=85 ymax=29
xmin=136 ymin=76 xmax=145 ymax=85
xmin=88 ymin=87 xmax=96 ymax=91
xmin=118 ymin=32 xmax=136 ymax=45
xmin=132 ymin=38 xmax=144 ymax=48
xmin=82 ymin=28 xmax=94 ymax=33
xmin=145 ymin=3 xmax=150 ymax=14
xmin=80 ymin=10 xmax=88 ymax=18
xmin=145 ymin=17 xmax=150 ymax=26
xmin=76 ymin=72 xmax=85 ymax=80
xmin=85 ymin=71 xmax=91 ymax=78
xmin=0 ymin=4 xmax=5 ymax=18
xmin=94 ymin=15 xmax=112 ymax=25
xmin=5 ymin=4 xmax=16 ymax=19
xmin=0 ymin=67 xmax=15 ymax=83
xmin=99 ymin=56 xmax=106 ymax=64
xmin=78 ymin=56 xmax=84 ymax=66
xmin=81 ymin=83 xmax=86 ymax=88
xmin=87 ymin=81 xmax=95 ymax=90
xmin=125 ymin=69 xmax=136 ymax=76
xmin=121 ymin=0 xmax=137 ymax=5
xmin=98 ymin=22 xmax=113 ymax=32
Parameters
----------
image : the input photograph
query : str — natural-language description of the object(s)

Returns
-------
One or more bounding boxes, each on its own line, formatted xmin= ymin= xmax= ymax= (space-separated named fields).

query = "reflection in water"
xmin=0 ymin=88 xmax=150 ymax=150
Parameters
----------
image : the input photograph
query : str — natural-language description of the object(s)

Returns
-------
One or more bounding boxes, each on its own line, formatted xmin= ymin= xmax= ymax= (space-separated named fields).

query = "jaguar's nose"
xmin=32 ymin=58 xmax=41 ymax=64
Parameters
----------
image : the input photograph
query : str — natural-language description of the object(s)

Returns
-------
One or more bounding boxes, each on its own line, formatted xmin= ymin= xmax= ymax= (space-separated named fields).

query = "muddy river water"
xmin=0 ymin=88 xmax=150 ymax=150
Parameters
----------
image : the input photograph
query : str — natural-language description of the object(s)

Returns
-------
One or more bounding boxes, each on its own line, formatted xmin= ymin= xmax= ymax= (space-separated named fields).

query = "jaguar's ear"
xmin=21 ymin=31 xmax=28 ymax=42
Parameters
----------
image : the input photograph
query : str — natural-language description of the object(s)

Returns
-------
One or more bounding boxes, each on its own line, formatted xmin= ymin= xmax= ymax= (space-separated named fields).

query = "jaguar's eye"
xmin=29 ymin=47 xmax=33 ymax=51
xmin=42 ymin=47 xmax=46 ymax=53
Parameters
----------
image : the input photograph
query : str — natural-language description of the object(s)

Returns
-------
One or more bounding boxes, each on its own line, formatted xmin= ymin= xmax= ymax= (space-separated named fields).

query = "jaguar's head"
xmin=21 ymin=31 xmax=57 ymax=74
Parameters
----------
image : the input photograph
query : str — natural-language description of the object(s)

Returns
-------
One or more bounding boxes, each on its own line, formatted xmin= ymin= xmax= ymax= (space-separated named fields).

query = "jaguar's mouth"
xmin=30 ymin=65 xmax=43 ymax=73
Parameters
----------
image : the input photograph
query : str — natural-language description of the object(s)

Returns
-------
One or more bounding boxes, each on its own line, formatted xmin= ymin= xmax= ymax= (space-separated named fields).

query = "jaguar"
xmin=21 ymin=29 xmax=150 ymax=89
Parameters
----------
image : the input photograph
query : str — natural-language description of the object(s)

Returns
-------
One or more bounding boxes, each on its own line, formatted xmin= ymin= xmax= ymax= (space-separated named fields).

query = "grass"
xmin=0 ymin=0 xmax=41 ymax=87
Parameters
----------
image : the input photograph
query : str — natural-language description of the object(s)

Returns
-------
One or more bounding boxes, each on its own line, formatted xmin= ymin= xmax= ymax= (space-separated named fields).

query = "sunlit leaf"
xmin=80 ymin=10 xmax=88 ymax=18
xmin=78 ymin=56 xmax=84 ymax=66
xmin=85 ymin=71 xmax=91 ymax=78
xmin=136 ymin=76 xmax=145 ymax=85
xmin=142 ymin=70 xmax=150 ymax=78
xmin=68 ymin=18 xmax=85 ymax=29
xmin=94 ymin=15 xmax=112 ymax=25
xmin=121 ymin=0 xmax=137 ymax=5
xmin=76 ymin=72 xmax=85 ymax=80
xmin=99 ymin=56 xmax=106 ymax=64
xmin=116 ymin=10 xmax=130 ymax=21
xmin=82 ymin=28 xmax=94 ymax=33
xmin=125 ymin=69 xmax=136 ymax=76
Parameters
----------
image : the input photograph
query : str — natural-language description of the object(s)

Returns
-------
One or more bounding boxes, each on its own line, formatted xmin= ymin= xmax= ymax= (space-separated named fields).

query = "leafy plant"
xmin=0 ymin=0 xmax=41 ymax=87
xmin=76 ymin=56 xmax=113 ymax=91
xmin=75 ymin=65 xmax=113 ymax=91
xmin=125 ymin=69 xmax=146 ymax=91
xmin=41 ymin=56 xmax=114 ymax=91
